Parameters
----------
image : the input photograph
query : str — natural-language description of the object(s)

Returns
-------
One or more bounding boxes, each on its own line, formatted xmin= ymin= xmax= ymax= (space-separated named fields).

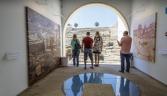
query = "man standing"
xmin=117 ymin=31 xmax=132 ymax=73
xmin=82 ymin=32 xmax=94 ymax=69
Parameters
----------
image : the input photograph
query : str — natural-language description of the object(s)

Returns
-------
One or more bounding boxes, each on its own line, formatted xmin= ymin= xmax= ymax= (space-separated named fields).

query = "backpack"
xmin=74 ymin=39 xmax=81 ymax=50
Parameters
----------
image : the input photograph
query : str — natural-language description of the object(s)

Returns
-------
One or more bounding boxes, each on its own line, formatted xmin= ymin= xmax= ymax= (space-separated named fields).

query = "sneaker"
xmin=94 ymin=64 xmax=98 ymax=66
xmin=119 ymin=70 xmax=124 ymax=73
xmin=126 ymin=70 xmax=129 ymax=73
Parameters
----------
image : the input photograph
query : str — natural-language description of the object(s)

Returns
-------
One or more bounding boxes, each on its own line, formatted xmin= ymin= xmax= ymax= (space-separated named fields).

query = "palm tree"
xmin=94 ymin=22 xmax=99 ymax=27
xmin=67 ymin=23 xmax=71 ymax=27
xmin=74 ymin=23 xmax=78 ymax=28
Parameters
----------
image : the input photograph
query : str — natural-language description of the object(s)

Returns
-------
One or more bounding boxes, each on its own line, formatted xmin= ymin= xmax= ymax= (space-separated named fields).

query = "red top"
xmin=82 ymin=36 xmax=93 ymax=48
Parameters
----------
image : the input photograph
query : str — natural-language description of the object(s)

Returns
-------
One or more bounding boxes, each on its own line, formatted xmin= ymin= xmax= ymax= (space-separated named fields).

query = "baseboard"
xmin=133 ymin=66 xmax=167 ymax=86
xmin=16 ymin=87 xmax=30 ymax=96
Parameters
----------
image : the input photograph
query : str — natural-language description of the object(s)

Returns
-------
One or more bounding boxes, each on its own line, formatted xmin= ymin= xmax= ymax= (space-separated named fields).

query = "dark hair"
xmin=72 ymin=34 xmax=77 ymax=41
xmin=86 ymin=32 xmax=90 ymax=35
xmin=124 ymin=31 xmax=128 ymax=35
xmin=96 ymin=31 xmax=101 ymax=37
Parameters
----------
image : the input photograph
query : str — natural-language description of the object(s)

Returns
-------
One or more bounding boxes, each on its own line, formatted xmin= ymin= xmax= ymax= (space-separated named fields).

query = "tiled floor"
xmin=18 ymin=64 xmax=167 ymax=96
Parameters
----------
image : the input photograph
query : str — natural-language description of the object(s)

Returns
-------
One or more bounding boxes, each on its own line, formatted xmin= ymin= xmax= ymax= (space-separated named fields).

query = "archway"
xmin=63 ymin=3 xmax=129 ymax=64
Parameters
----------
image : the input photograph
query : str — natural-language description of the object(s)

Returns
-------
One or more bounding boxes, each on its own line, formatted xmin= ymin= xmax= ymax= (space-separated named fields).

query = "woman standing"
xmin=71 ymin=34 xmax=81 ymax=67
xmin=93 ymin=31 xmax=103 ymax=67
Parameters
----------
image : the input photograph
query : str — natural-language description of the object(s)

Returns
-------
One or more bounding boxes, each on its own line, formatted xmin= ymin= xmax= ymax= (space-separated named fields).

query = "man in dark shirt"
xmin=82 ymin=32 xmax=94 ymax=69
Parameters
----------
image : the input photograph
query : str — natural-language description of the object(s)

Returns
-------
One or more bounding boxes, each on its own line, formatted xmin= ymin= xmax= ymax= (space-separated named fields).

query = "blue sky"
xmin=68 ymin=6 xmax=118 ymax=28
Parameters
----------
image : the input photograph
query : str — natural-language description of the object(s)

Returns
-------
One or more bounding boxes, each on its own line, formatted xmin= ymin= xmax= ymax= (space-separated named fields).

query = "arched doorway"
xmin=63 ymin=3 xmax=129 ymax=65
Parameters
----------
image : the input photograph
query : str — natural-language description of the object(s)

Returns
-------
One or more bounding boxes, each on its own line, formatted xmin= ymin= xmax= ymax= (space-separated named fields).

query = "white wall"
xmin=0 ymin=0 xmax=62 ymax=96
xmin=118 ymin=16 xmax=126 ymax=41
xmin=131 ymin=0 xmax=167 ymax=85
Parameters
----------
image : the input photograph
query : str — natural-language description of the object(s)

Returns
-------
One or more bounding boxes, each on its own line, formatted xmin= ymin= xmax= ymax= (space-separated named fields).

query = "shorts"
xmin=93 ymin=51 xmax=101 ymax=54
xmin=84 ymin=48 xmax=93 ymax=60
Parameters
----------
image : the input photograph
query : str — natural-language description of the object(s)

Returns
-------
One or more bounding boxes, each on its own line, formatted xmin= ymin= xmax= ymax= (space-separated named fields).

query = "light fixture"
xmin=36 ymin=0 xmax=66 ymax=19
xmin=36 ymin=0 xmax=48 ymax=5
xmin=128 ymin=5 xmax=145 ymax=17
xmin=53 ymin=14 xmax=66 ymax=20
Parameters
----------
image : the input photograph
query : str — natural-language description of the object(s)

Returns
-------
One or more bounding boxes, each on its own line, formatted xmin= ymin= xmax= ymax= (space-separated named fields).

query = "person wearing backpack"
xmin=71 ymin=34 xmax=81 ymax=67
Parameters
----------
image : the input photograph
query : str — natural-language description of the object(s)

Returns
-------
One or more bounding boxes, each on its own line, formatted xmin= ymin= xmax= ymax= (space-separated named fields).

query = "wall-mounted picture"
xmin=133 ymin=13 xmax=156 ymax=62
xmin=26 ymin=7 xmax=61 ymax=86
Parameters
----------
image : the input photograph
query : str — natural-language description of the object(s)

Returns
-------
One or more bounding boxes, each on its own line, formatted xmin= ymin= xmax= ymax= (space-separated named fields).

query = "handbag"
xmin=74 ymin=39 xmax=81 ymax=50
xmin=100 ymin=53 xmax=104 ymax=61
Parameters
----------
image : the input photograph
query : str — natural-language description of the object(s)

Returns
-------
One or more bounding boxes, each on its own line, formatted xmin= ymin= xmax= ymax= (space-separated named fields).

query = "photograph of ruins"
xmin=133 ymin=13 xmax=156 ymax=62
xmin=26 ymin=7 xmax=61 ymax=86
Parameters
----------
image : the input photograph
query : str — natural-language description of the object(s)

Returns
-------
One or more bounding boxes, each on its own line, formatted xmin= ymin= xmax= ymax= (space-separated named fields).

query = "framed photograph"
xmin=26 ymin=7 xmax=61 ymax=86
xmin=133 ymin=13 xmax=156 ymax=62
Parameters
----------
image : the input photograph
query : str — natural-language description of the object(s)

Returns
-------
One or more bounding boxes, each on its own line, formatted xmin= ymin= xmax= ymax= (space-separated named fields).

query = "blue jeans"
xmin=120 ymin=53 xmax=130 ymax=71
xmin=84 ymin=48 xmax=93 ymax=60
xmin=72 ymin=49 xmax=80 ymax=66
